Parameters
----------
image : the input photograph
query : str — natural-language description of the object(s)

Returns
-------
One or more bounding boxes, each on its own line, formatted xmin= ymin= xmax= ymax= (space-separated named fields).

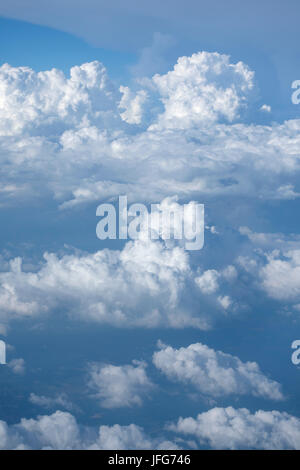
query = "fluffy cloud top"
xmin=87 ymin=361 xmax=153 ymax=408
xmin=169 ymin=407 xmax=300 ymax=449
xmin=153 ymin=342 xmax=283 ymax=400
xmin=150 ymin=52 xmax=254 ymax=130
xmin=0 ymin=52 xmax=300 ymax=207
xmin=0 ymin=52 xmax=253 ymax=136
xmin=0 ymin=61 xmax=119 ymax=137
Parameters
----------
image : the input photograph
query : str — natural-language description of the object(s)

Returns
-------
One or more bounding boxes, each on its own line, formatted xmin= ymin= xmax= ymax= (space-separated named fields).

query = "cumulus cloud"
xmin=93 ymin=425 xmax=179 ymax=450
xmin=87 ymin=361 xmax=154 ymax=408
xmin=149 ymin=51 xmax=254 ymax=130
xmin=20 ymin=405 xmax=300 ymax=451
xmin=0 ymin=411 xmax=178 ymax=450
xmin=0 ymin=235 xmax=217 ymax=331
xmin=238 ymin=227 xmax=300 ymax=306
xmin=153 ymin=342 xmax=284 ymax=400
xmin=0 ymin=218 xmax=264 ymax=334
xmin=194 ymin=266 xmax=237 ymax=299
xmin=0 ymin=215 xmax=244 ymax=332
xmin=0 ymin=61 xmax=120 ymax=137
xmin=195 ymin=270 xmax=220 ymax=294
xmin=260 ymin=250 xmax=300 ymax=301
xmin=169 ymin=407 xmax=300 ymax=449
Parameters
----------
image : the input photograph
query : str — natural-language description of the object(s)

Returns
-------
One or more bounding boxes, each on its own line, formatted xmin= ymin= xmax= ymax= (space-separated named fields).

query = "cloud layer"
xmin=0 ymin=410 xmax=177 ymax=450
xmin=2 ymin=406 xmax=300 ymax=450
xmin=0 ymin=52 xmax=299 ymax=208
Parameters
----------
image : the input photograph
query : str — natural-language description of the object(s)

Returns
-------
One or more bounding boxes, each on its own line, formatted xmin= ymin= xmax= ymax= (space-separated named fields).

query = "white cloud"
xmin=232 ymin=229 xmax=300 ymax=311
xmin=149 ymin=51 xmax=254 ymax=130
xmin=0 ymin=61 xmax=120 ymax=137
xmin=275 ymin=184 xmax=300 ymax=200
xmin=195 ymin=270 xmax=220 ymax=294
xmin=260 ymin=250 xmax=300 ymax=301
xmin=169 ymin=407 xmax=300 ymax=449
xmin=238 ymin=227 xmax=300 ymax=254
xmin=153 ymin=342 xmax=283 ymax=400
xmin=0 ymin=237 xmax=215 ymax=331
xmin=195 ymin=264 xmax=237 ymax=298
xmin=119 ymin=86 xmax=147 ymax=124
xmin=217 ymin=295 xmax=232 ymax=310
xmin=0 ymin=411 xmax=178 ymax=450
xmin=260 ymin=104 xmax=271 ymax=113
xmin=237 ymin=228 xmax=300 ymax=303
xmin=58 ymin=117 xmax=300 ymax=208
xmin=87 ymin=361 xmax=154 ymax=408
xmin=0 ymin=54 xmax=300 ymax=208
xmin=89 ymin=423 xmax=154 ymax=450
xmin=29 ymin=393 xmax=74 ymax=411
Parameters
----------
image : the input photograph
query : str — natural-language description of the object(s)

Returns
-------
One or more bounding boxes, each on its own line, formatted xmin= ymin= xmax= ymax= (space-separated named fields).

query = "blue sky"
xmin=0 ymin=1 xmax=300 ymax=450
